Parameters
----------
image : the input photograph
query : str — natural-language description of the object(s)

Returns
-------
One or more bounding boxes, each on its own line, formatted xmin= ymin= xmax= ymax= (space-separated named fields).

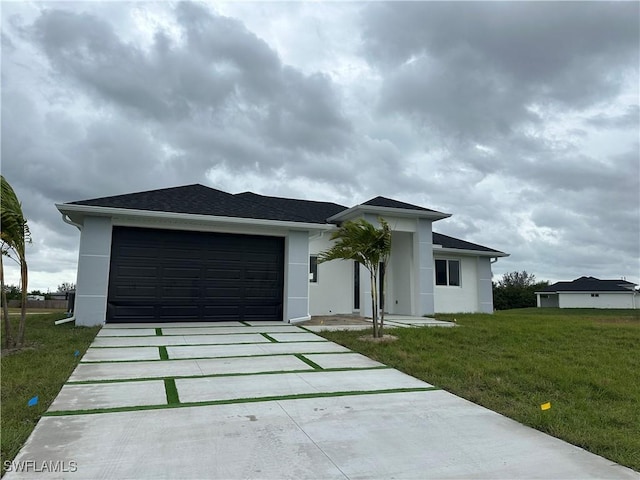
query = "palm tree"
xmin=1 ymin=176 xmax=31 ymax=348
xmin=318 ymin=218 xmax=391 ymax=338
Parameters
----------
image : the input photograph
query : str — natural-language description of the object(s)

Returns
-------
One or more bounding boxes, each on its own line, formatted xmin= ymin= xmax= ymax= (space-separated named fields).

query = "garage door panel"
xmin=108 ymin=227 xmax=284 ymax=323
xmin=108 ymin=304 xmax=156 ymax=321
xmin=159 ymin=305 xmax=200 ymax=319
xmin=113 ymin=286 xmax=157 ymax=299
xmin=163 ymin=267 xmax=202 ymax=279
xmin=203 ymin=288 xmax=242 ymax=298
xmin=161 ymin=286 xmax=201 ymax=299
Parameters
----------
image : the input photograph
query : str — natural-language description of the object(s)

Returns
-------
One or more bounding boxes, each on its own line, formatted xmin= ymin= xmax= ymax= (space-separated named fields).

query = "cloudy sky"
xmin=2 ymin=1 xmax=639 ymax=292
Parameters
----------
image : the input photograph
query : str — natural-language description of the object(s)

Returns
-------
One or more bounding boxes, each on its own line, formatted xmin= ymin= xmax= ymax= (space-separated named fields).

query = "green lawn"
xmin=1 ymin=312 xmax=100 ymax=474
xmin=317 ymin=308 xmax=640 ymax=472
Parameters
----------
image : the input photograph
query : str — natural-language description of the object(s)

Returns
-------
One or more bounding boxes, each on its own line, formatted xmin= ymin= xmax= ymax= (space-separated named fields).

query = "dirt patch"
xmin=302 ymin=314 xmax=370 ymax=326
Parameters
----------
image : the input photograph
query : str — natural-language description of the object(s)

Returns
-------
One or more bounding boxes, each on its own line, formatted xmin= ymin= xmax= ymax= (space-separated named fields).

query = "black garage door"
xmin=107 ymin=227 xmax=284 ymax=323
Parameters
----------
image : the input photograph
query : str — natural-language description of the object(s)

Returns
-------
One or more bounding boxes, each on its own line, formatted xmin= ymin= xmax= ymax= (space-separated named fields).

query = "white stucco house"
xmin=536 ymin=277 xmax=639 ymax=309
xmin=56 ymin=184 xmax=508 ymax=326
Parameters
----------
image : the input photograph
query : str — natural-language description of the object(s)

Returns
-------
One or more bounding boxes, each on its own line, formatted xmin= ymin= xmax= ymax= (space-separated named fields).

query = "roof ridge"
xmin=361 ymin=195 xmax=438 ymax=213
xmin=236 ymin=191 xmax=347 ymax=208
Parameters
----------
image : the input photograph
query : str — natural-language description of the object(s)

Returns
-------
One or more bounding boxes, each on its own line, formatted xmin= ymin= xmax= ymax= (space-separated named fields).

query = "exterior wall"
xmin=283 ymin=230 xmax=310 ymax=322
xmin=413 ymin=218 xmax=435 ymax=316
xmin=433 ymin=255 xmax=479 ymax=313
xmin=387 ymin=231 xmax=413 ymax=315
xmin=537 ymin=293 xmax=560 ymax=308
xmin=75 ymin=216 xmax=113 ymax=326
xmin=558 ymin=292 xmax=638 ymax=309
xmin=308 ymin=234 xmax=353 ymax=315
xmin=476 ymin=257 xmax=494 ymax=313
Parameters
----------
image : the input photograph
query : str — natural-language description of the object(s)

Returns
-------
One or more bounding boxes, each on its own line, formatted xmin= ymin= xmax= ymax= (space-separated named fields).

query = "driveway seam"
xmin=67 ymin=366 xmax=392 ymax=384
xmin=276 ymin=401 xmax=351 ymax=480
xmin=43 ymin=388 xmax=440 ymax=416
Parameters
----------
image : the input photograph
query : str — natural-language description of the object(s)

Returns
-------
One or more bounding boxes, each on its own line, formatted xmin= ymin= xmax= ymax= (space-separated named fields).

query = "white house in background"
xmin=56 ymin=184 xmax=508 ymax=327
xmin=536 ymin=276 xmax=640 ymax=309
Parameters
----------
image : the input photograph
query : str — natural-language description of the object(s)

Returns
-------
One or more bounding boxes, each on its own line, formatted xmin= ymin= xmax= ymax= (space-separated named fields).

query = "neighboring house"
xmin=536 ymin=276 xmax=639 ymax=309
xmin=56 ymin=184 xmax=508 ymax=326
xmin=50 ymin=292 xmax=71 ymax=301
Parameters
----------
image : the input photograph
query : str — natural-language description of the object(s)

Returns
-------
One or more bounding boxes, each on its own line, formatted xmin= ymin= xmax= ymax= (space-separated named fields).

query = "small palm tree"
xmin=318 ymin=218 xmax=391 ymax=338
xmin=1 ymin=175 xmax=31 ymax=348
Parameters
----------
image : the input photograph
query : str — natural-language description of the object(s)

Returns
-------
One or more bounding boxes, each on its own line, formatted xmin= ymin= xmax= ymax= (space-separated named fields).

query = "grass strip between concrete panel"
xmin=158 ymin=346 xmax=169 ymax=360
xmin=239 ymin=321 xmax=251 ymax=326
xmin=81 ymin=350 xmax=356 ymax=364
xmin=294 ymin=354 xmax=323 ymax=370
xmin=89 ymin=340 xmax=325 ymax=349
xmin=43 ymin=387 xmax=439 ymax=416
xmin=67 ymin=366 xmax=392 ymax=385
xmin=97 ymin=330 xmax=309 ymax=338
xmin=261 ymin=333 xmax=278 ymax=343
xmin=155 ymin=328 xmax=163 ymax=336
xmin=164 ymin=378 xmax=180 ymax=405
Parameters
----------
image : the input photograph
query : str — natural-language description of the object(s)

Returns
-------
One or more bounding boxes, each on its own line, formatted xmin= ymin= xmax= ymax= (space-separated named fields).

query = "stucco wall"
xmin=284 ymin=230 xmax=311 ymax=321
xmin=308 ymin=234 xmax=353 ymax=315
xmin=558 ymin=292 xmax=638 ymax=309
xmin=386 ymin=231 xmax=413 ymax=315
xmin=413 ymin=218 xmax=435 ymax=316
xmin=75 ymin=216 xmax=113 ymax=326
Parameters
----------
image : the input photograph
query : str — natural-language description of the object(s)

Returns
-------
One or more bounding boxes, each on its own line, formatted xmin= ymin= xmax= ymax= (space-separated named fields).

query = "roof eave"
xmin=55 ymin=203 xmax=336 ymax=231
xmin=433 ymin=246 xmax=509 ymax=258
xmin=327 ymin=204 xmax=451 ymax=223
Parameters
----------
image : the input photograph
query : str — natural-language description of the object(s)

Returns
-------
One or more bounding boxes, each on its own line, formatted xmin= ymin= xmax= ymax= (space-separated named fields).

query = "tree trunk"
xmin=380 ymin=262 xmax=387 ymax=338
xmin=16 ymin=258 xmax=27 ymax=347
xmin=1 ymin=255 xmax=15 ymax=349
xmin=370 ymin=271 xmax=379 ymax=338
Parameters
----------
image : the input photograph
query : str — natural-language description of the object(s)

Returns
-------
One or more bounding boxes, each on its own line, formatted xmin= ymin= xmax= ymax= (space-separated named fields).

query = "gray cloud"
xmin=363 ymin=2 xmax=639 ymax=140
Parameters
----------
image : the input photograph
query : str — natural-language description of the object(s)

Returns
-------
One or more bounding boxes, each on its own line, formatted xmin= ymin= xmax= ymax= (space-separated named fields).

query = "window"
xmin=435 ymin=259 xmax=460 ymax=286
xmin=309 ymin=256 xmax=318 ymax=283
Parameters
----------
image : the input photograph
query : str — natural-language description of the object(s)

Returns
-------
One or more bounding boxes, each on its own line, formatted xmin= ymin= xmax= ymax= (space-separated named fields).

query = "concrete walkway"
xmin=5 ymin=322 xmax=638 ymax=479
xmin=304 ymin=315 xmax=455 ymax=332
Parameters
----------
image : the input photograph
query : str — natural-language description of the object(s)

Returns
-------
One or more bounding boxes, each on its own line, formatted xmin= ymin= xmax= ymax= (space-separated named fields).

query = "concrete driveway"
xmin=6 ymin=322 xmax=638 ymax=479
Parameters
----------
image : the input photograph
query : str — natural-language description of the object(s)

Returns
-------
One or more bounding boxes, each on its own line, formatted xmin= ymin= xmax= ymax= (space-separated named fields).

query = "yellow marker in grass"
xmin=541 ymin=402 xmax=551 ymax=411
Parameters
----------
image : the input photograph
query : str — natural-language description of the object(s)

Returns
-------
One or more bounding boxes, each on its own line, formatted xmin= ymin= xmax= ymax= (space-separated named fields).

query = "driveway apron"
xmin=5 ymin=322 xmax=639 ymax=479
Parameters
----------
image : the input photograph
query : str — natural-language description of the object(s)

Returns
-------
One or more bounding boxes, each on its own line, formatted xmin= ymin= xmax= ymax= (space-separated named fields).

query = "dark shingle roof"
xmin=433 ymin=232 xmax=505 ymax=254
xmin=235 ymin=192 xmax=346 ymax=224
xmin=539 ymin=276 xmax=637 ymax=293
xmin=70 ymin=184 xmax=315 ymax=223
xmin=362 ymin=196 xmax=438 ymax=212
xmin=66 ymin=185 xmax=506 ymax=255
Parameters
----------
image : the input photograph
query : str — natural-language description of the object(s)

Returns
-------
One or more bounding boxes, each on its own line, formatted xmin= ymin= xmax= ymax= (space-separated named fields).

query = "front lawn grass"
xmin=317 ymin=308 xmax=640 ymax=471
xmin=1 ymin=312 xmax=100 ymax=475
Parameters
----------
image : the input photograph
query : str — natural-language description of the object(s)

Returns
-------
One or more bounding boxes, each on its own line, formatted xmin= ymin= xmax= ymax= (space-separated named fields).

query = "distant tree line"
xmin=493 ymin=271 xmax=549 ymax=310
xmin=2 ymin=283 xmax=76 ymax=301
